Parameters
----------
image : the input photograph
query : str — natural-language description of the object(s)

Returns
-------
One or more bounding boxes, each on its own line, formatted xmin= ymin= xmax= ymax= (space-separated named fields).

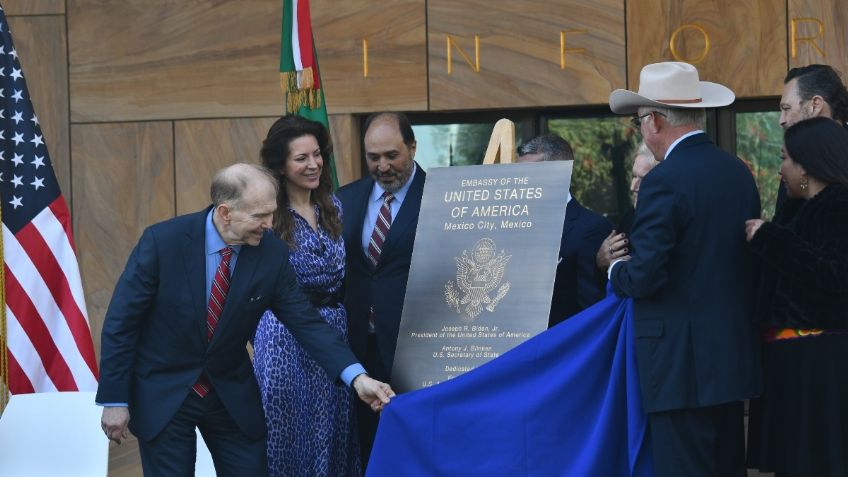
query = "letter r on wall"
xmin=791 ymin=18 xmax=826 ymax=58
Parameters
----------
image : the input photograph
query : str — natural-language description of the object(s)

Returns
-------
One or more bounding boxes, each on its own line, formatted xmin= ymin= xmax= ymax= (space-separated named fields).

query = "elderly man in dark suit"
xmin=607 ymin=62 xmax=762 ymax=477
xmin=516 ymin=133 xmax=612 ymax=326
xmin=97 ymin=163 xmax=393 ymax=476
xmin=337 ymin=112 xmax=425 ymax=466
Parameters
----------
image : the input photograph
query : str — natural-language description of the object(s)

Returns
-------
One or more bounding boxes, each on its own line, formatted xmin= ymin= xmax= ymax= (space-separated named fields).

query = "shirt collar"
xmin=205 ymin=209 xmax=241 ymax=256
xmin=664 ymin=130 xmax=704 ymax=160
xmin=370 ymin=163 xmax=418 ymax=204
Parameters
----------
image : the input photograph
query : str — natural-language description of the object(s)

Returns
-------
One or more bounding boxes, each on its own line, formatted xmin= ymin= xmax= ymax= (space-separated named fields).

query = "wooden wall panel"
xmin=627 ymin=0 xmax=786 ymax=98
xmin=71 ymin=122 xmax=175 ymax=361
xmin=312 ymin=0 xmax=427 ymax=113
xmin=174 ymin=118 xmax=276 ymax=215
xmin=69 ymin=1 xmax=284 ymax=122
xmin=427 ymin=0 xmax=626 ymax=110
xmin=329 ymin=114 xmax=362 ymax=186
xmin=3 ymin=0 xmax=64 ymax=16
xmin=108 ymin=436 xmax=142 ymax=477
xmin=8 ymin=16 xmax=70 ymax=196
xmin=788 ymin=0 xmax=848 ymax=75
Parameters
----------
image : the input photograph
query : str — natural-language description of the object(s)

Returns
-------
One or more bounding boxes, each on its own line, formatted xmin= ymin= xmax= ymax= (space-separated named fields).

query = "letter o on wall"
xmin=669 ymin=24 xmax=710 ymax=64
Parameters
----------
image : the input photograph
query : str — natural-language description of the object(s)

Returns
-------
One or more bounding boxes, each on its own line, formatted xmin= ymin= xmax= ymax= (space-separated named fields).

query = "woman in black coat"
xmin=745 ymin=117 xmax=848 ymax=477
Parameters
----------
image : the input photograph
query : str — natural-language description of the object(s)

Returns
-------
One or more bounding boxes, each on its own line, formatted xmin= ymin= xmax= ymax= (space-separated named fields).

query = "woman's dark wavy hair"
xmin=785 ymin=64 xmax=848 ymax=124
xmin=784 ymin=117 xmax=848 ymax=187
xmin=260 ymin=115 xmax=342 ymax=245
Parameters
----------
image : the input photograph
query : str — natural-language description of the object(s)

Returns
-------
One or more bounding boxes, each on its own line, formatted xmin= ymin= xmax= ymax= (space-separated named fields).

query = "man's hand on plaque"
xmin=352 ymin=373 xmax=396 ymax=412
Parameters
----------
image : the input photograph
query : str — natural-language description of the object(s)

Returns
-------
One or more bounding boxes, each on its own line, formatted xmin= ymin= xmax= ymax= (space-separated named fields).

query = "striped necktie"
xmin=367 ymin=192 xmax=394 ymax=267
xmin=192 ymin=246 xmax=233 ymax=398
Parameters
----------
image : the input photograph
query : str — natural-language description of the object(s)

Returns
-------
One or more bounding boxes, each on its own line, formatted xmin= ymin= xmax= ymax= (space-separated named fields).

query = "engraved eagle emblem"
xmin=445 ymin=238 xmax=512 ymax=322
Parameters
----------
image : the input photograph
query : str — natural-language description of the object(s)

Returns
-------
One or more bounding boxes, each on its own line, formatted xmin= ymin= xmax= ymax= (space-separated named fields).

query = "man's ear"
xmin=810 ymin=95 xmax=826 ymax=116
xmin=216 ymin=203 xmax=232 ymax=222
xmin=647 ymin=115 xmax=662 ymax=135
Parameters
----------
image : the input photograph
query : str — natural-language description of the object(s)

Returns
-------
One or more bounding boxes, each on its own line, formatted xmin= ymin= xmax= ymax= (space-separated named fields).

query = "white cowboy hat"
xmin=609 ymin=62 xmax=735 ymax=114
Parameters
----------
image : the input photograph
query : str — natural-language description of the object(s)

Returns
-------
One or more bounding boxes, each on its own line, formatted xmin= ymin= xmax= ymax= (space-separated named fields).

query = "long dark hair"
xmin=260 ymin=115 xmax=342 ymax=245
xmin=784 ymin=117 xmax=848 ymax=187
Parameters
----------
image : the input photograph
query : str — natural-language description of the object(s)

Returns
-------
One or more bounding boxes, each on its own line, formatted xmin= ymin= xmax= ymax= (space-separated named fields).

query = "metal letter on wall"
xmin=626 ymin=0 xmax=785 ymax=98
xmin=669 ymin=23 xmax=711 ymax=64
xmin=362 ymin=39 xmax=369 ymax=77
xmin=428 ymin=0 xmax=626 ymax=110
xmin=560 ymin=30 xmax=586 ymax=69
xmin=790 ymin=17 xmax=825 ymax=58
xmin=446 ymin=35 xmax=480 ymax=74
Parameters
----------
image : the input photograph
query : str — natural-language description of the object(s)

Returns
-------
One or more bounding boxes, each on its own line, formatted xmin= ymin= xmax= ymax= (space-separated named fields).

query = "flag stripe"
xmin=296 ymin=0 xmax=315 ymax=70
xmin=3 ymin=225 xmax=97 ymax=390
xmin=47 ymin=196 xmax=77 ymax=251
xmin=4 ymin=266 xmax=78 ymax=391
xmin=5 ymin=307 xmax=54 ymax=393
xmin=34 ymin=202 xmax=89 ymax=326
xmin=15 ymin=220 xmax=98 ymax=376
xmin=290 ymin=0 xmax=302 ymax=72
xmin=5 ymin=352 xmax=35 ymax=394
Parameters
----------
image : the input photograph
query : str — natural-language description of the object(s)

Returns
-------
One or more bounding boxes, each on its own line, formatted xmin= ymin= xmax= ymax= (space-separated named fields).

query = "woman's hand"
xmin=596 ymin=230 xmax=629 ymax=270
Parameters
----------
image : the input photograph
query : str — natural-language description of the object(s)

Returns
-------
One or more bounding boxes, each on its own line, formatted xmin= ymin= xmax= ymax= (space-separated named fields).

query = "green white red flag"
xmin=280 ymin=0 xmax=338 ymax=187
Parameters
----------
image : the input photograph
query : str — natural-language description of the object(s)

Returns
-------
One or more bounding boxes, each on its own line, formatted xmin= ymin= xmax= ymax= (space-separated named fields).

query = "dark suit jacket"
xmin=96 ymin=207 xmax=357 ymax=441
xmin=337 ymin=167 xmax=426 ymax=378
xmin=610 ymin=133 xmax=762 ymax=413
xmin=548 ymin=198 xmax=612 ymax=327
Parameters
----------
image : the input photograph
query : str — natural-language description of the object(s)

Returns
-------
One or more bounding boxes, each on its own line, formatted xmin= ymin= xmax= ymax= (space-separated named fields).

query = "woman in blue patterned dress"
xmin=253 ymin=115 xmax=360 ymax=477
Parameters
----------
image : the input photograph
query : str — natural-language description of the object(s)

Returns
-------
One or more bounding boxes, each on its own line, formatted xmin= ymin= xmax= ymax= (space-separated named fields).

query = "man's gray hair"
xmin=642 ymin=106 xmax=706 ymax=129
xmin=210 ymin=163 xmax=278 ymax=208
xmin=517 ymin=133 xmax=575 ymax=162
xmin=634 ymin=141 xmax=659 ymax=167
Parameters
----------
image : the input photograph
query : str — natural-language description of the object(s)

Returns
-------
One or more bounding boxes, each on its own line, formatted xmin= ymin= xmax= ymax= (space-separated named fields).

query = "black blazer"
xmin=548 ymin=198 xmax=612 ymax=327
xmin=610 ymin=133 xmax=763 ymax=413
xmin=337 ymin=167 xmax=426 ymax=377
xmin=96 ymin=207 xmax=357 ymax=441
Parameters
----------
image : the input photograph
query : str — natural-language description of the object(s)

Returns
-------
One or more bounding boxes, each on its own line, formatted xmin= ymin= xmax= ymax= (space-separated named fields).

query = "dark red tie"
xmin=367 ymin=192 xmax=394 ymax=268
xmin=192 ymin=246 xmax=233 ymax=398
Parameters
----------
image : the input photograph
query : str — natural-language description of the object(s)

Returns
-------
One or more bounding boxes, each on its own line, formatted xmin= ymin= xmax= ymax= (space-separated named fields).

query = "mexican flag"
xmin=280 ymin=0 xmax=338 ymax=187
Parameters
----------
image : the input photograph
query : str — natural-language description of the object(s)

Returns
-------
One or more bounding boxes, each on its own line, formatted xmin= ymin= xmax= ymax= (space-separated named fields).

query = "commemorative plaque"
xmin=391 ymin=161 xmax=572 ymax=393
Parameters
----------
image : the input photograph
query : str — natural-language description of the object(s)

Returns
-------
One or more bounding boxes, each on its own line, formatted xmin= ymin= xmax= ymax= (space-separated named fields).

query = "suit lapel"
xmin=349 ymin=178 xmax=373 ymax=267
xmin=381 ymin=167 xmax=425 ymax=262
xmin=184 ymin=208 xmax=211 ymax=346
xmin=210 ymin=243 xmax=260 ymax=348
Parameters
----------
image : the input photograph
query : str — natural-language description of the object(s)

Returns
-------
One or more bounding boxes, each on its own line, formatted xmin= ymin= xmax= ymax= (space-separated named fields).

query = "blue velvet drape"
xmin=367 ymin=291 xmax=654 ymax=476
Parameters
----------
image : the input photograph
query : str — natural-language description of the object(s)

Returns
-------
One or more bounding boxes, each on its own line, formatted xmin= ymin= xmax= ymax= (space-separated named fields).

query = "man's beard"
xmin=373 ymin=161 xmax=413 ymax=193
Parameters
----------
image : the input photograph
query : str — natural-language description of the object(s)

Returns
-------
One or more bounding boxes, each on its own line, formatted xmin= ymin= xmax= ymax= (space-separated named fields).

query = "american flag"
xmin=0 ymin=5 xmax=97 ymax=394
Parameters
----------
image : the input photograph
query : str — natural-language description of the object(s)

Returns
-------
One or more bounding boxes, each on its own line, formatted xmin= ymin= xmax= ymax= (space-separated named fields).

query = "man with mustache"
xmin=337 ymin=112 xmax=426 ymax=467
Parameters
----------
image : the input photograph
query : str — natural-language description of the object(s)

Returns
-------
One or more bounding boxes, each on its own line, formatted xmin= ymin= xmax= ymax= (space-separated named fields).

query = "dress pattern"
xmin=253 ymin=196 xmax=360 ymax=477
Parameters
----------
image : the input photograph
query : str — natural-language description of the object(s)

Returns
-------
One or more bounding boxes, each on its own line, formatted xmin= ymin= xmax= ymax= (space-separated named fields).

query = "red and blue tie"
xmin=367 ymin=192 xmax=394 ymax=268
xmin=192 ymin=246 xmax=233 ymax=398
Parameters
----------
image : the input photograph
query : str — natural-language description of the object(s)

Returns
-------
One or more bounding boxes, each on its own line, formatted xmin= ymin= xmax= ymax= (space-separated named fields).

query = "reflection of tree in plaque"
xmin=445 ymin=238 xmax=512 ymax=322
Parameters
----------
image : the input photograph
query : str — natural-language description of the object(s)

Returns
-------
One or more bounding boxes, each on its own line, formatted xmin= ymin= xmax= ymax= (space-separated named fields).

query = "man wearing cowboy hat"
xmin=607 ymin=62 xmax=762 ymax=477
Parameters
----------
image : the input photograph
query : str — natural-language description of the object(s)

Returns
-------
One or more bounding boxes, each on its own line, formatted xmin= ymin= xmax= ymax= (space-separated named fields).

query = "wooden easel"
xmin=482 ymin=118 xmax=515 ymax=164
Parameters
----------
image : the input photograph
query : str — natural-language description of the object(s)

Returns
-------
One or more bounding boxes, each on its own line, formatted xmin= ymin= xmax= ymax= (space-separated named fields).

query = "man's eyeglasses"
xmin=630 ymin=111 xmax=666 ymax=128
